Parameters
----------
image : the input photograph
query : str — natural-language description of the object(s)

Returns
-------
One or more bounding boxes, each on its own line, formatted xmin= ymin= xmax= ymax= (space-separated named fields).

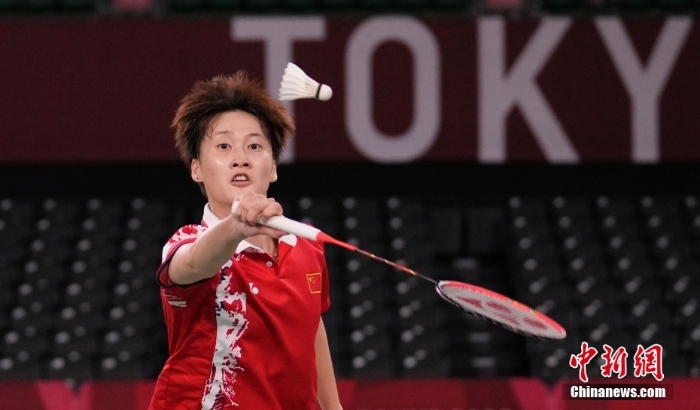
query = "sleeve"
xmin=156 ymin=224 xmax=206 ymax=288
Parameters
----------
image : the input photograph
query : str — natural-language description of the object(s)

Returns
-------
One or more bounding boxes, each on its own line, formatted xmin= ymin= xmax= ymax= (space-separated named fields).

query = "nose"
xmin=230 ymin=144 xmax=250 ymax=168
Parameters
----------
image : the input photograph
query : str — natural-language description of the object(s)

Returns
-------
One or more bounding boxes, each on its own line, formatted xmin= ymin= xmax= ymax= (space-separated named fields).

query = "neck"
xmin=246 ymin=235 xmax=277 ymax=255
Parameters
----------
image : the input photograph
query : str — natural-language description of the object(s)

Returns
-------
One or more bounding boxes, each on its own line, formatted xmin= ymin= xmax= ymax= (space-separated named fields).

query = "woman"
xmin=149 ymin=72 xmax=342 ymax=410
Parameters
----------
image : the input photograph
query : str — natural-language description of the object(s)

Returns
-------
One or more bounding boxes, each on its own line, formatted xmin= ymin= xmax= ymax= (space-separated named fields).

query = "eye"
xmin=217 ymin=143 xmax=229 ymax=150
xmin=249 ymin=143 xmax=261 ymax=150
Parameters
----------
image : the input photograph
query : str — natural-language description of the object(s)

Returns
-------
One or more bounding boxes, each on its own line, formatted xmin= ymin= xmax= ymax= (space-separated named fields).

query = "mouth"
xmin=231 ymin=173 xmax=251 ymax=186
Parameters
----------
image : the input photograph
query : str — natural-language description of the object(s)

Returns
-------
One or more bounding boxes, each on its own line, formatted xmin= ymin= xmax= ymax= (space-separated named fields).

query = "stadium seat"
xmin=517 ymin=278 xmax=570 ymax=310
xmin=508 ymin=197 xmax=547 ymax=219
xmin=510 ymin=215 xmax=550 ymax=240
xmin=347 ymin=331 xmax=394 ymax=378
xmin=665 ymin=277 xmax=700 ymax=306
xmin=451 ymin=350 xmax=527 ymax=378
xmin=559 ymin=235 xmax=602 ymax=263
xmin=396 ymin=302 xmax=445 ymax=332
xmin=0 ymin=217 xmax=33 ymax=246
xmin=394 ymin=276 xmax=439 ymax=307
xmin=397 ymin=332 xmax=450 ymax=378
xmin=45 ymin=354 xmax=94 ymax=387
xmin=346 ymin=299 xmax=391 ymax=330
xmin=617 ymin=276 xmax=661 ymax=304
xmin=344 ymin=257 xmax=389 ymax=283
xmin=511 ymin=232 xmax=557 ymax=261
xmin=3 ymin=328 xmax=50 ymax=357
xmin=112 ymin=280 xmax=157 ymax=310
xmin=649 ymin=233 xmax=691 ymax=260
xmin=69 ymin=260 xmax=112 ymax=286
xmin=552 ymin=214 xmax=596 ymax=238
xmin=105 ymin=305 xmax=153 ymax=332
xmin=622 ymin=302 xmax=671 ymax=328
xmin=609 ymin=255 xmax=654 ymax=282
xmin=64 ymin=280 xmax=109 ymax=308
xmin=53 ymin=328 xmax=99 ymax=355
xmin=15 ymin=282 xmax=61 ymax=308
xmin=80 ymin=217 xmax=122 ymax=242
xmin=8 ymin=305 xmax=54 ymax=331
xmin=297 ymin=196 xmax=336 ymax=221
xmin=102 ymin=328 xmax=148 ymax=358
xmin=576 ymin=300 xmax=622 ymax=328
xmin=54 ymin=305 xmax=104 ymax=332
xmin=0 ymin=198 xmax=36 ymax=225
xmin=514 ymin=255 xmax=563 ymax=283
xmin=0 ymin=356 xmax=42 ymax=380
xmin=551 ymin=196 xmax=590 ymax=217
xmin=99 ymin=355 xmax=147 ymax=380
xmin=343 ymin=220 xmax=383 ymax=247
xmin=570 ymin=276 xmax=616 ymax=305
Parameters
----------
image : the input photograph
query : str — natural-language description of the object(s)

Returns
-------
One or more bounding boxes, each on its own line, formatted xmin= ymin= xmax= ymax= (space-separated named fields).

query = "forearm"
xmin=170 ymin=215 xmax=245 ymax=285
xmin=316 ymin=319 xmax=342 ymax=410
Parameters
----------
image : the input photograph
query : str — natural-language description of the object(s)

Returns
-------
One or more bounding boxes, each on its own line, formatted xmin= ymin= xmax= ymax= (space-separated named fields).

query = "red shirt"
xmin=149 ymin=205 xmax=331 ymax=410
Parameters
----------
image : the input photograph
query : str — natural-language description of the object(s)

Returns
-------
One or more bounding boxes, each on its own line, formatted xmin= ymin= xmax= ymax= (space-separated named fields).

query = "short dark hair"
xmin=172 ymin=71 xmax=295 ymax=166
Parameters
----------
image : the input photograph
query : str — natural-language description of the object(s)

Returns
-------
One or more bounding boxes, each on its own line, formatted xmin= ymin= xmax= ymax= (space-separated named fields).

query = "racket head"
xmin=436 ymin=280 xmax=566 ymax=339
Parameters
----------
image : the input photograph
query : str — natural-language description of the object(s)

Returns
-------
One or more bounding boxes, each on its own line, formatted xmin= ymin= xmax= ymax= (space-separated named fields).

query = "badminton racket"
xmin=232 ymin=202 xmax=566 ymax=339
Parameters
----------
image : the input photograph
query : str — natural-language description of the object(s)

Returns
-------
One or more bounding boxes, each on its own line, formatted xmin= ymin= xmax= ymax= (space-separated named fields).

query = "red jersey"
xmin=149 ymin=205 xmax=331 ymax=410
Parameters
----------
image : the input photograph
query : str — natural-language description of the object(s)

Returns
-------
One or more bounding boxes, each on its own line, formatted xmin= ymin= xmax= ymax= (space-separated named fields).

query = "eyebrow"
xmin=211 ymin=131 xmax=264 ymax=138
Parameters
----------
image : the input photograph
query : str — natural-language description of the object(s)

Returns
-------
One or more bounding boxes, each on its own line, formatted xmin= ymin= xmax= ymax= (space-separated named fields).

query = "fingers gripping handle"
xmin=231 ymin=200 xmax=322 ymax=241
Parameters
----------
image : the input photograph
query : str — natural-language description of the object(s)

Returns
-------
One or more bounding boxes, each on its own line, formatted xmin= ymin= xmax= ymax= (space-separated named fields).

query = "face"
xmin=191 ymin=110 xmax=277 ymax=218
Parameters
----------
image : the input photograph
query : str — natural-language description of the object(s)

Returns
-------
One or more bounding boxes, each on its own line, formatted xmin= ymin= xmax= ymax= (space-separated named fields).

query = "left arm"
xmin=316 ymin=318 xmax=342 ymax=410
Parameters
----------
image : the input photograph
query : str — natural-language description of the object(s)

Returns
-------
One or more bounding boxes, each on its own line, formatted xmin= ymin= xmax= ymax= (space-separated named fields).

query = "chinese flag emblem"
xmin=306 ymin=273 xmax=322 ymax=294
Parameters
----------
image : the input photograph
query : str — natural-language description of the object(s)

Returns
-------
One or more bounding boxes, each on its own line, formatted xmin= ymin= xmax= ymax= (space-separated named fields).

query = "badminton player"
xmin=149 ymin=72 xmax=342 ymax=410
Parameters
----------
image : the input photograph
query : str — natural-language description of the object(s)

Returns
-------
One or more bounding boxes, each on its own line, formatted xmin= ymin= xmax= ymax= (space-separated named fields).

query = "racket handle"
xmin=231 ymin=200 xmax=322 ymax=241
xmin=261 ymin=215 xmax=321 ymax=241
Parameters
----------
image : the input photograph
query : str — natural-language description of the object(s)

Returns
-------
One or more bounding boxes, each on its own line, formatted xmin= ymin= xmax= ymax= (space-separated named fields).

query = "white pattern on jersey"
xmin=201 ymin=270 xmax=248 ymax=409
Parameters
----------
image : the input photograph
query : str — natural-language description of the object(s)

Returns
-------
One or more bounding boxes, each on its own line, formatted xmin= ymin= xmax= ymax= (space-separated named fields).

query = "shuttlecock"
xmin=278 ymin=63 xmax=332 ymax=101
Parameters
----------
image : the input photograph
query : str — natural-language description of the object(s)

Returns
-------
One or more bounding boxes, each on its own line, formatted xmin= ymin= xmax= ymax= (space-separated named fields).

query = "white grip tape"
xmin=231 ymin=200 xmax=321 ymax=241
xmin=262 ymin=215 xmax=321 ymax=241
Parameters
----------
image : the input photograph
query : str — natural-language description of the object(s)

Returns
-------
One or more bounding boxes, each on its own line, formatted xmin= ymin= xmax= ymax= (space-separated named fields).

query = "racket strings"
xmin=438 ymin=282 xmax=566 ymax=339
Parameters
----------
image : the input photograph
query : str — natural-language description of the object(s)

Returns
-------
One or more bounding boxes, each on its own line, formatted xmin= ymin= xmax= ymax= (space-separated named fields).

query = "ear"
xmin=271 ymin=162 xmax=278 ymax=183
xmin=191 ymin=159 xmax=202 ymax=183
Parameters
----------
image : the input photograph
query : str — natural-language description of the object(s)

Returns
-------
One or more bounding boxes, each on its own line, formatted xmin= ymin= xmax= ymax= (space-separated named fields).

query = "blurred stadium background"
xmin=1 ymin=1 xmax=700 ymax=409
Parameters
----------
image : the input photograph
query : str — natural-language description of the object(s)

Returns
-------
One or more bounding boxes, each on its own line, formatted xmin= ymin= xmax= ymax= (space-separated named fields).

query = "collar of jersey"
xmin=201 ymin=203 xmax=298 ymax=254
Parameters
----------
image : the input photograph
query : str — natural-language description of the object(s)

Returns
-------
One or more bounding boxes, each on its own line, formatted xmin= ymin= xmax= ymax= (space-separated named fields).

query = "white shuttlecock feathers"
xmin=278 ymin=62 xmax=332 ymax=101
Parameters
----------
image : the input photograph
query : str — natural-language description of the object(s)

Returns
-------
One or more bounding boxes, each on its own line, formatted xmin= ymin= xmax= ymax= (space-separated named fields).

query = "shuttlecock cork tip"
xmin=317 ymin=84 xmax=332 ymax=101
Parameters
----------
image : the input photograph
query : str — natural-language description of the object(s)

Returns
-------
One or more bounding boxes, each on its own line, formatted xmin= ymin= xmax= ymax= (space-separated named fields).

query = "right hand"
xmin=230 ymin=192 xmax=286 ymax=239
